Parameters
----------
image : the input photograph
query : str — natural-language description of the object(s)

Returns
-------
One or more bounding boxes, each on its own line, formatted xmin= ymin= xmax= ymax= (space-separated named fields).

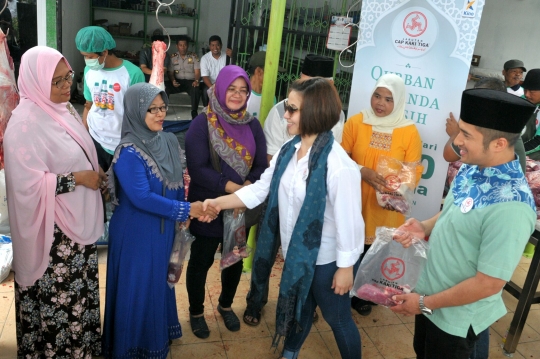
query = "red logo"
xmin=403 ymin=11 xmax=427 ymax=37
xmin=234 ymin=225 xmax=246 ymax=244
xmin=113 ymin=83 xmax=121 ymax=92
xmin=381 ymin=257 xmax=405 ymax=281
xmin=384 ymin=175 xmax=401 ymax=191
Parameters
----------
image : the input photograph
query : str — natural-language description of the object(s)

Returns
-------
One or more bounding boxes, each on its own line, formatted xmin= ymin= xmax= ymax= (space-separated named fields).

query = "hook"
xmin=0 ymin=0 xmax=6 ymax=16
xmin=155 ymin=0 xmax=175 ymax=52
xmin=338 ymin=0 xmax=362 ymax=68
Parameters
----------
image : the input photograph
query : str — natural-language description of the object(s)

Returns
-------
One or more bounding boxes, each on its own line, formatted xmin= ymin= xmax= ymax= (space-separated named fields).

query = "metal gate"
xmin=227 ymin=0 xmax=361 ymax=114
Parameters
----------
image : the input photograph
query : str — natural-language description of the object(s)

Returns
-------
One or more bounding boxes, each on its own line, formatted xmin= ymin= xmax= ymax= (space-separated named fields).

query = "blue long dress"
xmin=102 ymin=146 xmax=190 ymax=359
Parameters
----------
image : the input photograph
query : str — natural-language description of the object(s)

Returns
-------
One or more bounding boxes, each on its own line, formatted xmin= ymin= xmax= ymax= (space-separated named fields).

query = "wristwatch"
xmin=419 ymin=295 xmax=433 ymax=315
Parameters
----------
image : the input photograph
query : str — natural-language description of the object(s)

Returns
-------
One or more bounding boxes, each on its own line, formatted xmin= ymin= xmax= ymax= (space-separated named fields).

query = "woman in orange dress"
xmin=341 ymin=73 xmax=423 ymax=315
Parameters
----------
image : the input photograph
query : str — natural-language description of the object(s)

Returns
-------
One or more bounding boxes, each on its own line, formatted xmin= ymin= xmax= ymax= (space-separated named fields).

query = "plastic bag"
xmin=167 ymin=226 xmax=196 ymax=289
xmin=351 ymin=227 xmax=429 ymax=307
xmin=375 ymin=156 xmax=419 ymax=215
xmin=221 ymin=209 xmax=250 ymax=270
xmin=0 ymin=234 xmax=12 ymax=283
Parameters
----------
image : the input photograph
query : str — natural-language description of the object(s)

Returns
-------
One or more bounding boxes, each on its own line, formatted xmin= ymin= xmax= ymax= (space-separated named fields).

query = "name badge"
xmin=460 ymin=197 xmax=474 ymax=213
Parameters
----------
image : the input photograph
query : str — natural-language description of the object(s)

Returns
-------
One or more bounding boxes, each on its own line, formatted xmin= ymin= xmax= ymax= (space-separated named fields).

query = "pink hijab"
xmin=3 ymin=46 xmax=104 ymax=286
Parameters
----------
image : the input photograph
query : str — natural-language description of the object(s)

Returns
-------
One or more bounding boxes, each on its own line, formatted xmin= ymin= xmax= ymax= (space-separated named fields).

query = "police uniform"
xmin=167 ymin=52 xmax=201 ymax=119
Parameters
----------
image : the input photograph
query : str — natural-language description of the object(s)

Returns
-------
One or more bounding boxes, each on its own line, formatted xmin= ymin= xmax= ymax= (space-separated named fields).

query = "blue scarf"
xmin=452 ymin=159 xmax=535 ymax=211
xmin=251 ymin=131 xmax=334 ymax=346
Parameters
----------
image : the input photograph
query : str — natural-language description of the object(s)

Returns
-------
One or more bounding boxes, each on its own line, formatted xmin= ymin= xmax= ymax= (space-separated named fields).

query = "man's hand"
xmin=192 ymin=80 xmax=199 ymax=87
xmin=226 ymin=48 xmax=233 ymax=57
xmin=331 ymin=267 xmax=354 ymax=295
xmin=446 ymin=112 xmax=460 ymax=138
xmin=172 ymin=79 xmax=180 ymax=87
xmin=360 ymin=167 xmax=387 ymax=191
xmin=393 ymin=218 xmax=426 ymax=247
xmin=390 ymin=293 xmax=421 ymax=316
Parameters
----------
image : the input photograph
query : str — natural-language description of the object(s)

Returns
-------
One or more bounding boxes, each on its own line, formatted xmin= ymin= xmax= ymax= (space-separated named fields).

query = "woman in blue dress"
xmin=102 ymin=82 xmax=217 ymax=358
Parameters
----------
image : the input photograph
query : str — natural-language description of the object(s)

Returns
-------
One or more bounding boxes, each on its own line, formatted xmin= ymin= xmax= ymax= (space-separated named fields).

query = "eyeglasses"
xmin=147 ymin=105 xmax=168 ymax=114
xmin=226 ymin=88 xmax=249 ymax=97
xmin=283 ymin=99 xmax=301 ymax=114
xmin=51 ymin=71 xmax=75 ymax=89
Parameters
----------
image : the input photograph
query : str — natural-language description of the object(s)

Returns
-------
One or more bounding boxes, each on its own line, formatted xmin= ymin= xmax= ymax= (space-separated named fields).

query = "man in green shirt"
xmin=392 ymin=89 xmax=536 ymax=359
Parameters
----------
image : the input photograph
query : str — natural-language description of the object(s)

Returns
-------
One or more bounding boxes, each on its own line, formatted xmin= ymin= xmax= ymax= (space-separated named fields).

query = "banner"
xmin=348 ymin=0 xmax=485 ymax=220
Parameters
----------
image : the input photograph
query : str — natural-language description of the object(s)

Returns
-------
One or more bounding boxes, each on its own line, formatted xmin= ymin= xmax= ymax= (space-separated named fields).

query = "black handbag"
xmin=208 ymin=137 xmax=263 ymax=228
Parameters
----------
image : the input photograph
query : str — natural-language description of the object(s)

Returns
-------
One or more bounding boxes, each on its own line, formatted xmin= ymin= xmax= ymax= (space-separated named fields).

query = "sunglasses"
xmin=283 ymin=99 xmax=301 ymax=114
xmin=147 ymin=105 xmax=168 ymax=114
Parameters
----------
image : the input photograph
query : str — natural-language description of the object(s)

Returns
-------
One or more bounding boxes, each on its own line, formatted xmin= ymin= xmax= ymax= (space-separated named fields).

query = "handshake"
xmin=188 ymin=197 xmax=246 ymax=223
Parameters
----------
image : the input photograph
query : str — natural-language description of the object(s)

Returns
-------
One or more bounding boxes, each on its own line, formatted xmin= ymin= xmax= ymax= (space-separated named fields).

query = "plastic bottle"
xmin=107 ymin=84 xmax=114 ymax=110
xmin=100 ymin=80 xmax=108 ymax=109
xmin=92 ymin=82 xmax=100 ymax=106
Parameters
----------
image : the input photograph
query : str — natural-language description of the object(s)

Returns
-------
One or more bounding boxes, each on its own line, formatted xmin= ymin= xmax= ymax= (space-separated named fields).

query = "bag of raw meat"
xmin=167 ymin=226 xmax=196 ymax=289
xmin=375 ymin=156 xmax=421 ymax=215
xmin=525 ymin=158 xmax=540 ymax=218
xmin=0 ymin=28 xmax=20 ymax=169
xmin=351 ymin=227 xmax=429 ymax=307
xmin=221 ymin=209 xmax=250 ymax=270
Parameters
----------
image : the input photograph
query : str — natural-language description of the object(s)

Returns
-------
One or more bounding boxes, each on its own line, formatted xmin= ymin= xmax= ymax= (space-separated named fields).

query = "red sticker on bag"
xmin=385 ymin=175 xmax=401 ymax=191
xmin=381 ymin=257 xmax=405 ymax=281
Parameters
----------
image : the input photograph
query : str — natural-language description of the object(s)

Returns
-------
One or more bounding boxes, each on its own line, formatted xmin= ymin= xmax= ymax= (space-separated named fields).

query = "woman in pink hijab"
xmin=3 ymin=46 xmax=106 ymax=357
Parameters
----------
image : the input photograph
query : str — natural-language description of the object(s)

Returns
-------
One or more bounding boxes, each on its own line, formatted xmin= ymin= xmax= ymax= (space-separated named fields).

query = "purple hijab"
xmin=207 ymin=65 xmax=256 ymax=179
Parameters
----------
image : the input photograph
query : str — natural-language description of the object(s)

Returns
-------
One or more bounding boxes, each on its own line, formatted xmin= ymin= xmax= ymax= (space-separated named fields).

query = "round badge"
xmin=385 ymin=175 xmax=401 ymax=191
xmin=460 ymin=197 xmax=474 ymax=213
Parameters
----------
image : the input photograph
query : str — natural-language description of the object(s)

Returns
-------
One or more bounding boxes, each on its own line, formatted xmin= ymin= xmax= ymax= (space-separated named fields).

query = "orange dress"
xmin=341 ymin=113 xmax=423 ymax=244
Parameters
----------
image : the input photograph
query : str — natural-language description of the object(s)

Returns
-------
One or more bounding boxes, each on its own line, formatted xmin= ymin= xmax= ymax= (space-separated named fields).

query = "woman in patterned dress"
xmin=341 ymin=73 xmax=423 ymax=315
xmin=4 ymin=46 xmax=107 ymax=358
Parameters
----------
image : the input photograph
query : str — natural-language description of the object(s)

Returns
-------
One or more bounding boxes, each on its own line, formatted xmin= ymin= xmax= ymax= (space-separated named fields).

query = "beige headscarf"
xmin=362 ymin=74 xmax=413 ymax=133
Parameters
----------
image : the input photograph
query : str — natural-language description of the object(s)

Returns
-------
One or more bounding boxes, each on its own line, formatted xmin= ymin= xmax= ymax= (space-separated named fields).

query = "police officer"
xmin=167 ymin=35 xmax=201 ymax=119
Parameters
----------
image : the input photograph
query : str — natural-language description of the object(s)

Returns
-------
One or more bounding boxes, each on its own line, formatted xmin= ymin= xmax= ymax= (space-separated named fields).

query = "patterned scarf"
xmin=452 ymin=159 xmax=535 ymax=211
xmin=250 ymin=131 xmax=334 ymax=346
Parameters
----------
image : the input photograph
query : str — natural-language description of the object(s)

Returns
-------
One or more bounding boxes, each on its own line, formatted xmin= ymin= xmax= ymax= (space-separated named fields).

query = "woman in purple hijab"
xmin=185 ymin=65 xmax=267 ymax=338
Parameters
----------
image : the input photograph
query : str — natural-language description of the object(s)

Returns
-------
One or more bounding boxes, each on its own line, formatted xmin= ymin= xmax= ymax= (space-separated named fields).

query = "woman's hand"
xmin=393 ymin=218 xmax=426 ymax=248
xmin=360 ymin=167 xmax=387 ymax=192
xmin=73 ymin=170 xmax=102 ymax=190
xmin=225 ymin=181 xmax=243 ymax=193
xmin=331 ymin=266 xmax=354 ymax=295
xmin=190 ymin=201 xmax=219 ymax=222
xmin=445 ymin=112 xmax=460 ymax=138
xmin=98 ymin=167 xmax=108 ymax=194
xmin=233 ymin=207 xmax=246 ymax=218
xmin=180 ymin=218 xmax=191 ymax=229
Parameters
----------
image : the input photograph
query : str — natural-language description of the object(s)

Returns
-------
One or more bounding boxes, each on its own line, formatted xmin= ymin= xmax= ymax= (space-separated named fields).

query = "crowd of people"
xmin=2 ymin=23 xmax=539 ymax=359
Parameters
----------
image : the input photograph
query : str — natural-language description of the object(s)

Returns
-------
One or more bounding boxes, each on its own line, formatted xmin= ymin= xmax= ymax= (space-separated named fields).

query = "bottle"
xmin=100 ymin=80 xmax=108 ymax=109
xmin=107 ymin=84 xmax=115 ymax=110
xmin=92 ymin=82 xmax=100 ymax=106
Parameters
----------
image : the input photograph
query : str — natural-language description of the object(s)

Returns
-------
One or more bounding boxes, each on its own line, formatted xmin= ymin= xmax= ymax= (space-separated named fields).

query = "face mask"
xmin=85 ymin=55 xmax=106 ymax=71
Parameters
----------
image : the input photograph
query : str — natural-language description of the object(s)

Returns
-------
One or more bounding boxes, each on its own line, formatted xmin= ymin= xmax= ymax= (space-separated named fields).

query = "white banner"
xmin=348 ymin=0 xmax=485 ymax=220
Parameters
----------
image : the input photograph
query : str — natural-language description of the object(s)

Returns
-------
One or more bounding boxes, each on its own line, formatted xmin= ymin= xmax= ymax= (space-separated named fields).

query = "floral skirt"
xmin=14 ymin=224 xmax=101 ymax=359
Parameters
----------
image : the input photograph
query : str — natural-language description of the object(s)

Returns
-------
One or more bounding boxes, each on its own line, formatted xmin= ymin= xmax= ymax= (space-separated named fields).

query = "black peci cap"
xmin=522 ymin=69 xmax=540 ymax=91
xmin=301 ymin=54 xmax=334 ymax=78
xmin=460 ymin=88 xmax=536 ymax=133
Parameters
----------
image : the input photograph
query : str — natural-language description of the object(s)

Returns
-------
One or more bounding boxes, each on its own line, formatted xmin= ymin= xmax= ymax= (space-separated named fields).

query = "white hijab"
xmin=362 ymin=74 xmax=414 ymax=133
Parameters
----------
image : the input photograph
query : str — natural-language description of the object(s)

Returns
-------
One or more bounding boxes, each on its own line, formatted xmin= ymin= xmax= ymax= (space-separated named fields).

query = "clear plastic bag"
xmin=167 ymin=226 xmax=196 ymax=289
xmin=0 ymin=234 xmax=12 ymax=283
xmin=351 ymin=227 xmax=429 ymax=307
xmin=221 ymin=209 xmax=250 ymax=270
xmin=375 ymin=156 xmax=420 ymax=216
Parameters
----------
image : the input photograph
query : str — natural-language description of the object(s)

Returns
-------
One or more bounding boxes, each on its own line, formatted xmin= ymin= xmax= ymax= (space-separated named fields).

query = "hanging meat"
xmin=0 ymin=28 xmax=19 ymax=169
xmin=149 ymin=40 xmax=167 ymax=91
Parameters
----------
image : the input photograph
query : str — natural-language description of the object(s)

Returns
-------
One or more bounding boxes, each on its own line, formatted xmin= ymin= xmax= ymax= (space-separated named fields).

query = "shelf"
xmin=93 ymin=7 xmax=145 ymax=14
xmin=111 ymin=35 xmax=145 ymax=40
xmin=155 ymin=11 xmax=198 ymax=20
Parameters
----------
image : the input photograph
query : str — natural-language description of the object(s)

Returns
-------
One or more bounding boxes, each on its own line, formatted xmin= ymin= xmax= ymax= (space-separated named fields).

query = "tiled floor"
xmin=0 ymin=250 xmax=539 ymax=359
xmin=1 ymin=96 xmax=540 ymax=357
